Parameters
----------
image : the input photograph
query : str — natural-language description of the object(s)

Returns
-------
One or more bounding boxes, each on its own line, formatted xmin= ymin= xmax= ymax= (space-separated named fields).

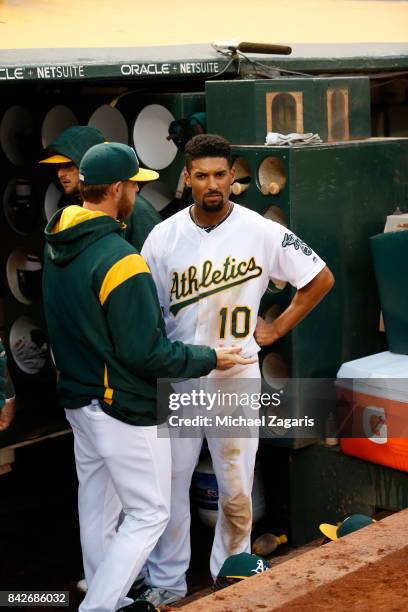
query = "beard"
xmin=62 ymin=183 xmax=77 ymax=195
xmin=199 ymin=190 xmax=225 ymax=213
xmin=117 ymin=192 xmax=134 ymax=220
xmin=201 ymin=200 xmax=224 ymax=213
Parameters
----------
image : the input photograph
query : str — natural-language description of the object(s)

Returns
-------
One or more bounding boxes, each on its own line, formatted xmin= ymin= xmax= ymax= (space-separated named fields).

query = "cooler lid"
xmin=338 ymin=351 xmax=408 ymax=378
xmin=337 ymin=351 xmax=408 ymax=401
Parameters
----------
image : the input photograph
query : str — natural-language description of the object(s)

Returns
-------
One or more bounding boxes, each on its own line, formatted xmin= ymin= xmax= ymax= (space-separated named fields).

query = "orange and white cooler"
xmin=336 ymin=351 xmax=408 ymax=472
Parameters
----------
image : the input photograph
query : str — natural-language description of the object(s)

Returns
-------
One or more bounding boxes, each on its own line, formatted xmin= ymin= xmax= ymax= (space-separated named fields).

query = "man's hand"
xmin=0 ymin=397 xmax=16 ymax=431
xmin=255 ymin=266 xmax=334 ymax=347
xmin=254 ymin=316 xmax=280 ymax=347
xmin=215 ymin=346 xmax=257 ymax=370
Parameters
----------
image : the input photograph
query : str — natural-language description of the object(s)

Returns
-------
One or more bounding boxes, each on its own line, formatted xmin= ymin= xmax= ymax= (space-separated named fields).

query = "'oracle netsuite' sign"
xmin=0 ymin=61 xmax=222 ymax=82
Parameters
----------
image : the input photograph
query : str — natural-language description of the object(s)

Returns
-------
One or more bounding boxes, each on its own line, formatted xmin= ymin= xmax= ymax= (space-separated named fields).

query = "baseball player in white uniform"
xmin=141 ymin=134 xmax=334 ymax=607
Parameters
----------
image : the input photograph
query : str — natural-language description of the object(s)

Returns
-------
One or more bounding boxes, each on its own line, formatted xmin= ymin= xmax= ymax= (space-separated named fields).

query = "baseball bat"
xmin=237 ymin=42 xmax=292 ymax=55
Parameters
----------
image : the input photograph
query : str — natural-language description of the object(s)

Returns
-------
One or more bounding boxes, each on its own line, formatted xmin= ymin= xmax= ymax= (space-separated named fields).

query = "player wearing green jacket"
xmin=40 ymin=125 xmax=161 ymax=251
xmin=43 ymin=142 xmax=253 ymax=612
xmin=43 ymin=202 xmax=216 ymax=424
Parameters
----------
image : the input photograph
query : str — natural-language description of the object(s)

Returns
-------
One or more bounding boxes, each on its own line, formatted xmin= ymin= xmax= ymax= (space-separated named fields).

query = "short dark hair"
xmin=79 ymin=182 xmax=111 ymax=204
xmin=185 ymin=134 xmax=232 ymax=170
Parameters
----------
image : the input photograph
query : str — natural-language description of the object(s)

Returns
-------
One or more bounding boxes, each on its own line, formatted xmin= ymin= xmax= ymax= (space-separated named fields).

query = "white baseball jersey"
xmin=141 ymin=204 xmax=326 ymax=358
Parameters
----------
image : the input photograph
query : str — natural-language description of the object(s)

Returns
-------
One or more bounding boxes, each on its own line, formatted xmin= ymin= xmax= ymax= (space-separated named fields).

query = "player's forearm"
xmin=107 ymin=274 xmax=216 ymax=379
xmin=279 ymin=266 xmax=334 ymax=333
xmin=257 ymin=266 xmax=334 ymax=346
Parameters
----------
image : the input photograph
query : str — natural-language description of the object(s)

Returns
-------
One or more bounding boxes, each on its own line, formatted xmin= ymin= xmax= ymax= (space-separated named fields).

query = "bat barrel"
xmin=238 ymin=42 xmax=292 ymax=55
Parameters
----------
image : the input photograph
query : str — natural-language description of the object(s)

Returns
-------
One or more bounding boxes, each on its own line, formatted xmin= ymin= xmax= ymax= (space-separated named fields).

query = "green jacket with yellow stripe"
xmin=43 ymin=205 xmax=216 ymax=426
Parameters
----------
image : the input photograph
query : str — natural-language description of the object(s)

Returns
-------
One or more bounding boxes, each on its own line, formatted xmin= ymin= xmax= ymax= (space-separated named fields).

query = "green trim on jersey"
xmin=169 ymin=256 xmax=263 ymax=315
xmin=170 ymin=273 xmax=263 ymax=316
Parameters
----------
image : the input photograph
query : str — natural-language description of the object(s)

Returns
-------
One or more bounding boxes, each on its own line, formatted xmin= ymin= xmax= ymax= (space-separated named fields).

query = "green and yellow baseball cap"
xmin=214 ymin=552 xmax=271 ymax=591
xmin=319 ymin=514 xmax=375 ymax=541
xmin=39 ymin=126 xmax=105 ymax=166
xmin=79 ymin=142 xmax=159 ymax=185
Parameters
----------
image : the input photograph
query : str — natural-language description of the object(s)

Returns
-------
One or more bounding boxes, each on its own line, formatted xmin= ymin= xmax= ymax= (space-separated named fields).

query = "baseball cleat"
xmin=140 ymin=586 xmax=181 ymax=606
xmin=117 ymin=599 xmax=159 ymax=611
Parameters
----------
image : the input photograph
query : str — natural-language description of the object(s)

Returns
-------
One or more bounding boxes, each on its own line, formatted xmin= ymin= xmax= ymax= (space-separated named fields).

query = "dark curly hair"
xmin=185 ymin=134 xmax=232 ymax=170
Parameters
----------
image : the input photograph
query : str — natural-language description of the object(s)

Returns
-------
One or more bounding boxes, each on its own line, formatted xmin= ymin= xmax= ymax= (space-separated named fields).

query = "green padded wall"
xmin=206 ymin=77 xmax=371 ymax=144
xmin=226 ymin=139 xmax=407 ymax=448
xmin=230 ymin=139 xmax=408 ymax=385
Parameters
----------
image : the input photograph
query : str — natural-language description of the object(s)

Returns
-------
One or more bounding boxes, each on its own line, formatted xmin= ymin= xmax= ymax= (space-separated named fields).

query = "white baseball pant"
xmin=146 ymin=362 xmax=260 ymax=597
xmin=66 ymin=401 xmax=171 ymax=612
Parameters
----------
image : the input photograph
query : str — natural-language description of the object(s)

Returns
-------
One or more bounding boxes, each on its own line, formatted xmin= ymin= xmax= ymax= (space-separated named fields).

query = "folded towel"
xmin=265 ymin=132 xmax=322 ymax=146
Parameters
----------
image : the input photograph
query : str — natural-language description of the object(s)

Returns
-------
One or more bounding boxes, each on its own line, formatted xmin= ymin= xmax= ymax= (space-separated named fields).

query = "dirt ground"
xmin=176 ymin=546 xmax=408 ymax=612
xmin=273 ymin=545 xmax=408 ymax=612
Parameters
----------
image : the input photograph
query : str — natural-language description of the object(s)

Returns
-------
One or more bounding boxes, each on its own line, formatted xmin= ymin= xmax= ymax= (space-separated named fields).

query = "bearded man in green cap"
xmin=39 ymin=126 xmax=161 ymax=597
xmin=42 ymin=142 xmax=254 ymax=612
xmin=39 ymin=125 xmax=161 ymax=251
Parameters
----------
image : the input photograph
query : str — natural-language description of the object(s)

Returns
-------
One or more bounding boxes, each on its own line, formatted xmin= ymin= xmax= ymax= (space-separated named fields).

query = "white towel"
xmin=265 ymin=132 xmax=322 ymax=146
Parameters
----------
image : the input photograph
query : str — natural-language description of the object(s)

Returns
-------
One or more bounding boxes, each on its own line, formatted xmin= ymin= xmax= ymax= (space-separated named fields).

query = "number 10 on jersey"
xmin=219 ymin=306 xmax=251 ymax=339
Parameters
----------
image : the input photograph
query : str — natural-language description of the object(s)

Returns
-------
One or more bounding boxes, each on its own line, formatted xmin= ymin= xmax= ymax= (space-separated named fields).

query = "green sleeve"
xmin=124 ymin=195 xmax=162 ymax=251
xmin=0 ymin=341 xmax=6 ymax=409
xmin=103 ymin=272 xmax=217 ymax=380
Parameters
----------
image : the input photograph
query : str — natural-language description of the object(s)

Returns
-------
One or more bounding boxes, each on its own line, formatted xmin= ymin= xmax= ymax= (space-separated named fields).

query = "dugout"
xmin=1 ymin=33 xmax=408 ymax=548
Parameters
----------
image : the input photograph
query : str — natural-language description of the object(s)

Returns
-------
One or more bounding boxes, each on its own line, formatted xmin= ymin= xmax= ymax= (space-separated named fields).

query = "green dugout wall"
xmin=227 ymin=139 xmax=407 ymax=379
